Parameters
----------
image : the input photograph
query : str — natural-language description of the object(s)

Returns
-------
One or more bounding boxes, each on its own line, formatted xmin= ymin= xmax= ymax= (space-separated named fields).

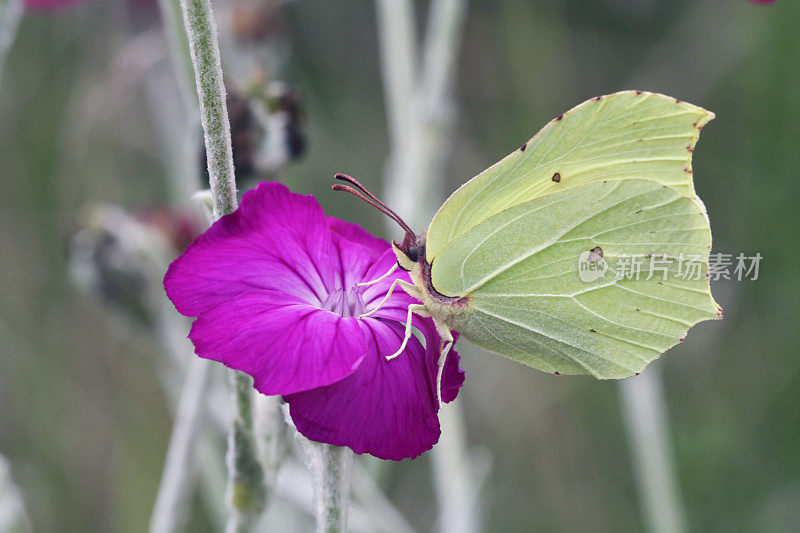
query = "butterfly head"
xmin=392 ymin=231 xmax=427 ymax=271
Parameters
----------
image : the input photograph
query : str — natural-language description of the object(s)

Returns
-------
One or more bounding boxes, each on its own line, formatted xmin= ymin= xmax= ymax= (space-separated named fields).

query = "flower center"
xmin=320 ymin=287 xmax=366 ymax=318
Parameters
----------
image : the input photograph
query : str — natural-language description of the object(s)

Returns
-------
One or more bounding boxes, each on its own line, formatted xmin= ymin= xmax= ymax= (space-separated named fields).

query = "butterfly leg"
xmin=432 ymin=319 xmax=454 ymax=406
xmin=397 ymin=279 xmax=422 ymax=300
xmin=356 ymin=262 xmax=398 ymax=287
xmin=359 ymin=279 xmax=420 ymax=319
xmin=386 ymin=304 xmax=430 ymax=361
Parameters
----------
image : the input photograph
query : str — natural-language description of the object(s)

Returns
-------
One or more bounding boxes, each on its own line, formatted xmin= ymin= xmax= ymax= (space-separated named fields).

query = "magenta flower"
xmin=164 ymin=182 xmax=464 ymax=460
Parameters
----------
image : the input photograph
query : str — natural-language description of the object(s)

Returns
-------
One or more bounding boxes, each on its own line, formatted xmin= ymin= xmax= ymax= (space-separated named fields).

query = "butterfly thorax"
xmin=392 ymin=234 xmax=470 ymax=325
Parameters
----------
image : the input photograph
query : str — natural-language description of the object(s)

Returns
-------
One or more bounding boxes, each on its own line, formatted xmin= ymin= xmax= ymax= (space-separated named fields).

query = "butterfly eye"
xmin=405 ymin=245 xmax=420 ymax=262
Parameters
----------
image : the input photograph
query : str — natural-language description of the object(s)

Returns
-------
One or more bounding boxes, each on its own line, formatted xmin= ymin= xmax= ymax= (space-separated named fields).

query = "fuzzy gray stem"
xmin=0 ymin=454 xmax=32 ymax=533
xmin=283 ymin=406 xmax=354 ymax=533
xmin=179 ymin=0 xmax=237 ymax=219
xmin=0 ymin=0 xmax=22 ymax=82
xmin=305 ymin=443 xmax=354 ymax=533
xmin=615 ymin=5 xmax=747 ymax=529
xmin=154 ymin=0 xmax=202 ymax=208
xmin=350 ymin=464 xmax=416 ymax=533
xmin=149 ymin=358 xmax=211 ymax=533
xmin=432 ymin=403 xmax=483 ymax=533
xmin=224 ymin=372 xmax=267 ymax=533
xmin=158 ymin=0 xmax=198 ymax=112
xmin=375 ymin=2 xmax=477 ymax=533
xmin=619 ymin=370 xmax=688 ymax=533
xmin=178 ymin=0 xmax=265 ymax=529
xmin=381 ymin=0 xmax=467 ymax=230
xmin=375 ymin=0 xmax=417 ymax=151
xmin=253 ymin=394 xmax=287 ymax=501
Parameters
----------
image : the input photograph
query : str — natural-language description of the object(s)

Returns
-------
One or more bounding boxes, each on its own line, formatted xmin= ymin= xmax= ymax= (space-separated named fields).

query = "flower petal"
xmin=165 ymin=182 xmax=334 ymax=316
xmin=327 ymin=217 xmax=389 ymax=257
xmin=326 ymin=232 xmax=382 ymax=292
xmin=286 ymin=318 xmax=442 ymax=460
xmin=189 ymin=289 xmax=367 ymax=395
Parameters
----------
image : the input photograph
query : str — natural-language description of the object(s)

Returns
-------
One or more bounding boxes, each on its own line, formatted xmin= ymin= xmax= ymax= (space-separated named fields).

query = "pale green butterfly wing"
xmin=425 ymin=91 xmax=713 ymax=260
xmin=431 ymin=179 xmax=720 ymax=378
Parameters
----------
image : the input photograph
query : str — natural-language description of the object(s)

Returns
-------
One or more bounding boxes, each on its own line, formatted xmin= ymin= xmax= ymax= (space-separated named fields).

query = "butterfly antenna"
xmin=332 ymin=184 xmax=412 ymax=234
xmin=333 ymin=174 xmax=416 ymax=236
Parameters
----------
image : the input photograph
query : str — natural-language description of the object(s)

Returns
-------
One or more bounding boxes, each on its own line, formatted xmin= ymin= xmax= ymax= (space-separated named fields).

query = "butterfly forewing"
xmin=425 ymin=91 xmax=713 ymax=261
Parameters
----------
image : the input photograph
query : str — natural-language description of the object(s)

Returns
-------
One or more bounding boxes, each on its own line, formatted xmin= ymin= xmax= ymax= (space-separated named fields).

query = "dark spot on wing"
xmin=554 ymin=371 xmax=560 ymax=375
xmin=675 ymin=98 xmax=681 ymax=104
xmin=592 ymin=96 xmax=602 ymax=102
xmin=635 ymin=90 xmax=643 ymax=95
xmin=555 ymin=114 xmax=564 ymax=122
xmin=520 ymin=142 xmax=527 ymax=152
xmin=551 ymin=172 xmax=561 ymax=183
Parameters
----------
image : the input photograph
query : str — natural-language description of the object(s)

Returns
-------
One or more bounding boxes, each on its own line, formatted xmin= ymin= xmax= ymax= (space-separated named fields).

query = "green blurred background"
xmin=1 ymin=0 xmax=798 ymax=531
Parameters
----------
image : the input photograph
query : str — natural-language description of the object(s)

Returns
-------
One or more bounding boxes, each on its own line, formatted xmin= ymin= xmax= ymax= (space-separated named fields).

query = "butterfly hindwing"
xmin=432 ymin=179 xmax=719 ymax=378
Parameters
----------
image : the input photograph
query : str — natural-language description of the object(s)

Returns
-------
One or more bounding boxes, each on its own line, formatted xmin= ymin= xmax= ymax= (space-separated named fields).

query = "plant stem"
xmin=317 ymin=446 xmax=353 ymax=533
xmin=253 ymin=394 xmax=287 ymax=501
xmin=303 ymin=442 xmax=354 ymax=533
xmin=157 ymin=0 xmax=198 ymax=112
xmin=282 ymin=406 xmax=354 ymax=533
xmin=156 ymin=0 xmax=202 ymax=207
xmin=149 ymin=358 xmax=210 ymax=533
xmin=0 ymin=0 xmax=22 ymax=82
xmin=178 ymin=0 xmax=265 ymax=529
xmin=379 ymin=0 xmax=467 ymax=229
xmin=179 ymin=0 xmax=237 ymax=219
xmin=616 ymin=5 xmax=749 ymax=529
xmin=375 ymin=2 xmax=478 ymax=533
xmin=225 ymin=372 xmax=267 ymax=533
xmin=431 ymin=403 xmax=487 ymax=533
xmin=0 ymin=453 xmax=32 ymax=533
xmin=350 ymin=463 xmax=416 ymax=533
xmin=375 ymin=0 xmax=417 ymax=152
xmin=619 ymin=369 xmax=688 ymax=533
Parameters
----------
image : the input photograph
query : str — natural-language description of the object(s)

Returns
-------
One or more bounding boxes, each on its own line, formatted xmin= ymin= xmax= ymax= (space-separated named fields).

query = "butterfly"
xmin=334 ymin=91 xmax=721 ymax=398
